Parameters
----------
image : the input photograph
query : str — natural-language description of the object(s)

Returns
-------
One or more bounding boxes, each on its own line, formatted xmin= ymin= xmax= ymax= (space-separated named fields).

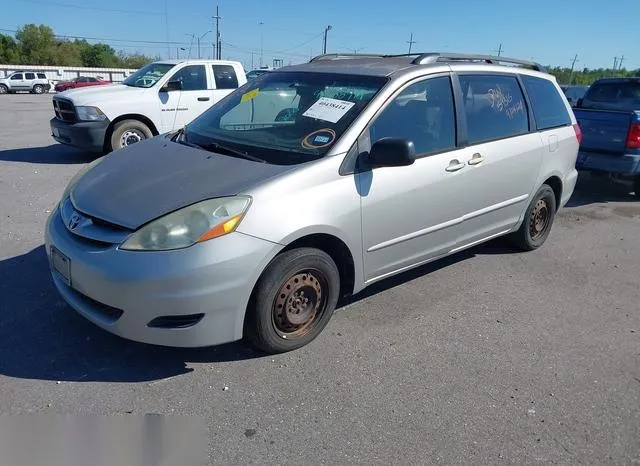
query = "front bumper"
xmin=45 ymin=206 xmax=282 ymax=347
xmin=50 ymin=117 xmax=110 ymax=153
xmin=576 ymin=151 xmax=640 ymax=174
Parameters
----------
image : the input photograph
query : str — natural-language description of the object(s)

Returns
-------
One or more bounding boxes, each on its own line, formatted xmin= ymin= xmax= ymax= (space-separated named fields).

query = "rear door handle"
xmin=445 ymin=160 xmax=466 ymax=172
xmin=468 ymin=153 xmax=485 ymax=165
xmin=197 ymin=97 xmax=210 ymax=101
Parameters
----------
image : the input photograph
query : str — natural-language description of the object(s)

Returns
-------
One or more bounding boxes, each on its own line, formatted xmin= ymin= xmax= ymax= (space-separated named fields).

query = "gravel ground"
xmin=0 ymin=94 xmax=638 ymax=465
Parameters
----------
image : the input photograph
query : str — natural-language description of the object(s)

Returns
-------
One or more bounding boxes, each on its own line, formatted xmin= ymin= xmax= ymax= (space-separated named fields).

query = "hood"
xmin=70 ymin=137 xmax=295 ymax=230
xmin=60 ymin=84 xmax=139 ymax=104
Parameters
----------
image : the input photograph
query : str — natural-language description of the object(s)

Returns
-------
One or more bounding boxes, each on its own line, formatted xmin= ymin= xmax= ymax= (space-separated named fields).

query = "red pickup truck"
xmin=54 ymin=76 xmax=111 ymax=92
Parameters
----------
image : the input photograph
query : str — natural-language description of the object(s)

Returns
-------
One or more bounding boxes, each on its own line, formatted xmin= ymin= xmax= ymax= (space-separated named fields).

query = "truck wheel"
xmin=110 ymin=119 xmax=153 ymax=151
xmin=509 ymin=184 xmax=557 ymax=251
xmin=633 ymin=177 xmax=640 ymax=199
xmin=0 ymin=85 xmax=7 ymax=94
xmin=32 ymin=84 xmax=45 ymax=94
xmin=245 ymin=248 xmax=340 ymax=354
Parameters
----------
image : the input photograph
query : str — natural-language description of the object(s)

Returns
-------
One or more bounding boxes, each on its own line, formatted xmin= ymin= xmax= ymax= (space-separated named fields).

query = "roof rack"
xmin=308 ymin=52 xmax=546 ymax=73
xmin=309 ymin=53 xmax=386 ymax=62
xmin=408 ymin=52 xmax=547 ymax=72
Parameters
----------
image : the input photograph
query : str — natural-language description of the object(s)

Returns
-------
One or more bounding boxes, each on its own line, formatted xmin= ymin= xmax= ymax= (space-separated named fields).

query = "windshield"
xmin=123 ymin=63 xmax=175 ymax=88
xmin=184 ymin=71 xmax=387 ymax=164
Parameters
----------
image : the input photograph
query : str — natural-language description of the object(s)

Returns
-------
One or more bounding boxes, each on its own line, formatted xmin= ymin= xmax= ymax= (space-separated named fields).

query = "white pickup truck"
xmin=50 ymin=59 xmax=247 ymax=153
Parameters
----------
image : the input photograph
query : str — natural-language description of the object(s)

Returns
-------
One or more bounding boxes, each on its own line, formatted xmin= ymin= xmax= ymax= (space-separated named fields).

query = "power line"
xmin=16 ymin=0 xmax=165 ymax=15
xmin=0 ymin=28 xmax=188 ymax=45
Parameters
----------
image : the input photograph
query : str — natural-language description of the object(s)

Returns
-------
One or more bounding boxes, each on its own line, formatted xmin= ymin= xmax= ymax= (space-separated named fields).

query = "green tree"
xmin=15 ymin=24 xmax=57 ymax=64
xmin=0 ymin=34 xmax=19 ymax=63
xmin=117 ymin=50 xmax=155 ymax=68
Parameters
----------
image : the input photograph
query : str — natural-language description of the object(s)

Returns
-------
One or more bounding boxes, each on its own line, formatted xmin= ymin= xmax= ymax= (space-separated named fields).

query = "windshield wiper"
xmin=203 ymin=141 xmax=266 ymax=163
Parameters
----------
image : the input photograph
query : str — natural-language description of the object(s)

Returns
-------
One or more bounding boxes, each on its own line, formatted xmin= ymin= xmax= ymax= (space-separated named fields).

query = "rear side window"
xmin=212 ymin=65 xmax=239 ymax=89
xmin=25 ymin=73 xmax=35 ymax=80
xmin=458 ymin=74 xmax=529 ymax=144
xmin=521 ymin=76 xmax=571 ymax=130
xmin=10 ymin=74 xmax=23 ymax=80
xmin=37 ymin=73 xmax=46 ymax=79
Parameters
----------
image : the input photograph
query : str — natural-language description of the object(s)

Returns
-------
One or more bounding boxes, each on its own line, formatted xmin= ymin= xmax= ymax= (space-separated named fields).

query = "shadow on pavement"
xmin=0 ymin=144 xmax=95 ymax=164
xmin=0 ymin=245 xmax=265 ymax=384
xmin=566 ymin=171 xmax=637 ymax=207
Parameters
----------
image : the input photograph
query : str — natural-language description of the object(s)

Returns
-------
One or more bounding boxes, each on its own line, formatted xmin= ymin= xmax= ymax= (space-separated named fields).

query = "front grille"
xmin=53 ymin=98 xmax=76 ymax=122
xmin=64 ymin=284 xmax=124 ymax=323
xmin=59 ymin=197 xmax=132 ymax=246
xmin=147 ymin=314 xmax=205 ymax=329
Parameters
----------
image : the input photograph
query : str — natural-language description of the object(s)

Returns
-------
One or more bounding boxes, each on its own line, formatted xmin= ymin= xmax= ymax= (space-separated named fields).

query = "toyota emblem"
xmin=68 ymin=212 xmax=81 ymax=230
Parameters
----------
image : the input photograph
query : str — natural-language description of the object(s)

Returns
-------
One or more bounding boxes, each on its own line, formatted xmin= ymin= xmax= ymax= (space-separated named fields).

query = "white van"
xmin=50 ymin=59 xmax=247 ymax=153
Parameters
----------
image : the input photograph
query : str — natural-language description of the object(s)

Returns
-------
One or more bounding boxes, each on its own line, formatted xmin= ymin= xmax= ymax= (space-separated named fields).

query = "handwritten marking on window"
xmin=488 ymin=87 xmax=512 ymax=112
xmin=506 ymin=100 xmax=525 ymax=120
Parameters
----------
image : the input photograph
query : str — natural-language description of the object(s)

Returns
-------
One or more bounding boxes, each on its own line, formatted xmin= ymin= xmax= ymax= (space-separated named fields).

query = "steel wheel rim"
xmin=120 ymin=129 xmax=145 ymax=147
xmin=529 ymin=198 xmax=550 ymax=240
xmin=272 ymin=269 xmax=328 ymax=338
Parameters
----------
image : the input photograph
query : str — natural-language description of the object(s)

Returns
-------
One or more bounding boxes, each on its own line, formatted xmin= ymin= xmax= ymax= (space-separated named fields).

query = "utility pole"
xmin=569 ymin=54 xmax=579 ymax=85
xmin=259 ymin=21 xmax=264 ymax=67
xmin=213 ymin=4 xmax=221 ymax=59
xmin=407 ymin=33 xmax=416 ymax=54
xmin=251 ymin=52 xmax=254 ymax=70
xmin=165 ymin=1 xmax=170 ymax=59
xmin=323 ymin=25 xmax=332 ymax=54
xmin=613 ymin=57 xmax=618 ymax=76
xmin=496 ymin=43 xmax=503 ymax=57
xmin=618 ymin=55 xmax=625 ymax=73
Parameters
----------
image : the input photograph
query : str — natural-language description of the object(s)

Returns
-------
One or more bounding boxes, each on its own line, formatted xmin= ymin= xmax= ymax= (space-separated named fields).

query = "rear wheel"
xmin=109 ymin=119 xmax=153 ymax=151
xmin=633 ymin=176 xmax=640 ymax=199
xmin=0 ymin=84 xmax=7 ymax=94
xmin=32 ymin=84 xmax=45 ymax=94
xmin=509 ymin=184 xmax=557 ymax=251
xmin=245 ymin=248 xmax=340 ymax=354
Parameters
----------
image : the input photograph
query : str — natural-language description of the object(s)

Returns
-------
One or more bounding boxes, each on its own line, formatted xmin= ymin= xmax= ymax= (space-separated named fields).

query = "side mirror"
xmin=368 ymin=138 xmax=416 ymax=168
xmin=160 ymin=80 xmax=182 ymax=92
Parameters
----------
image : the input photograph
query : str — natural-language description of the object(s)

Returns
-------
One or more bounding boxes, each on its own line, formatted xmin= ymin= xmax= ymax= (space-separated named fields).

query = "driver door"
xmin=158 ymin=64 xmax=214 ymax=132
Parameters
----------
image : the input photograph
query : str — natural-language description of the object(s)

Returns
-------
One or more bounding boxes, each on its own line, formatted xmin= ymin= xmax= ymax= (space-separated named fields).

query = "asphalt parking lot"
xmin=0 ymin=94 xmax=638 ymax=465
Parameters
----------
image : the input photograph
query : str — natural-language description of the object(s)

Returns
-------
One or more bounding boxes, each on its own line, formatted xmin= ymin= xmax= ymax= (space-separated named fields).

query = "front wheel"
xmin=245 ymin=248 xmax=340 ymax=354
xmin=0 ymin=84 xmax=7 ymax=94
xmin=109 ymin=119 xmax=153 ymax=151
xmin=509 ymin=184 xmax=557 ymax=251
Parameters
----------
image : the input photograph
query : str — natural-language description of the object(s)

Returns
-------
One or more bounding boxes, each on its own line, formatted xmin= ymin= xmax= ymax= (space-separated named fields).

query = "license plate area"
xmin=51 ymin=246 xmax=71 ymax=285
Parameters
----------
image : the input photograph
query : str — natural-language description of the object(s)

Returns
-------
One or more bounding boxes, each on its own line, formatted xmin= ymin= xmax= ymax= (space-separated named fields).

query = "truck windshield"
xmin=184 ymin=71 xmax=387 ymax=164
xmin=123 ymin=63 xmax=175 ymax=88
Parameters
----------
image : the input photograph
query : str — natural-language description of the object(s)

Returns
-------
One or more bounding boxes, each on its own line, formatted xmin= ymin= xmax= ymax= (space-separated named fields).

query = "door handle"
xmin=468 ymin=153 xmax=485 ymax=165
xmin=445 ymin=160 xmax=466 ymax=172
xmin=197 ymin=97 xmax=210 ymax=101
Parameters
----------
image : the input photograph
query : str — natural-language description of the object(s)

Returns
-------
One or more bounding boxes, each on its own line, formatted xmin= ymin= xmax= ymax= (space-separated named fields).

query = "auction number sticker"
xmin=302 ymin=97 xmax=355 ymax=123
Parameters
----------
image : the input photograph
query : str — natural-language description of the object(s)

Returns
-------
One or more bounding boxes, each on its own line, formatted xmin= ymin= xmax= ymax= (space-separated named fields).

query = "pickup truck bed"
xmin=572 ymin=77 xmax=640 ymax=196
xmin=574 ymin=108 xmax=640 ymax=173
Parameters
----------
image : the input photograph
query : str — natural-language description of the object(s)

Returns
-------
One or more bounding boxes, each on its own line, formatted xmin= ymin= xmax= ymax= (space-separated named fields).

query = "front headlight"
xmin=76 ymin=106 xmax=107 ymax=121
xmin=120 ymin=196 xmax=251 ymax=251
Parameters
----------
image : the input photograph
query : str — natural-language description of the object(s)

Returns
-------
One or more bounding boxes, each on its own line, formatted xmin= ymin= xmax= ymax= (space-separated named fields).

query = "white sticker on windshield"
xmin=302 ymin=97 xmax=355 ymax=123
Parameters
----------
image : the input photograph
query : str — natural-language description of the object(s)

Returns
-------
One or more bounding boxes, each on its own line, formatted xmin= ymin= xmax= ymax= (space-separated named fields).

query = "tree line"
xmin=547 ymin=66 xmax=639 ymax=86
xmin=0 ymin=24 xmax=157 ymax=69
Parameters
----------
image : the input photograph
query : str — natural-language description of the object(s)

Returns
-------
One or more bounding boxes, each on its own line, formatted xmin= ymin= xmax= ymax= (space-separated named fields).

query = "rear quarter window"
xmin=212 ymin=65 xmax=239 ymax=90
xmin=521 ymin=76 xmax=571 ymax=130
xmin=37 ymin=73 xmax=47 ymax=79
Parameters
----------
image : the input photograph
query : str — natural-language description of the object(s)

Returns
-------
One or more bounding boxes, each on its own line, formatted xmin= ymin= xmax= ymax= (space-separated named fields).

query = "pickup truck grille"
xmin=53 ymin=98 xmax=76 ymax=122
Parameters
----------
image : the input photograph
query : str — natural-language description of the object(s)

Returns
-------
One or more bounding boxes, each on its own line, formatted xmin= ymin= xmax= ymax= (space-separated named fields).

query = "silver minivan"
xmin=45 ymin=53 xmax=581 ymax=353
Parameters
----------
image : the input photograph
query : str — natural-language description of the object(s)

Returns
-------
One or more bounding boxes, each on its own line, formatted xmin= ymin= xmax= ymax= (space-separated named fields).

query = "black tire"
xmin=32 ymin=84 xmax=44 ymax=94
xmin=509 ymin=184 xmax=557 ymax=251
xmin=633 ymin=176 xmax=640 ymax=199
xmin=245 ymin=248 xmax=340 ymax=354
xmin=109 ymin=119 xmax=153 ymax=151
xmin=0 ymin=84 xmax=7 ymax=94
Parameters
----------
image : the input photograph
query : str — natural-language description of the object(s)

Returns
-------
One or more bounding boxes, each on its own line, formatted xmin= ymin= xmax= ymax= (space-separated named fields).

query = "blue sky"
xmin=2 ymin=0 xmax=637 ymax=71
